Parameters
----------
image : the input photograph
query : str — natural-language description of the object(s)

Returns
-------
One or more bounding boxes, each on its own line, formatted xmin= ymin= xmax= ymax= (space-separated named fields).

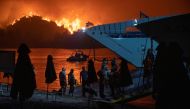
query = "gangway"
xmin=85 ymin=17 xmax=170 ymax=67
xmin=85 ymin=14 xmax=188 ymax=105
xmin=85 ymin=16 xmax=168 ymax=105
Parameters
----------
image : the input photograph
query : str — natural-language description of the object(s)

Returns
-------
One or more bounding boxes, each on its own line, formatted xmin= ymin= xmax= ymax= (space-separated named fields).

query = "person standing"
xmin=68 ymin=69 xmax=76 ymax=96
xmin=101 ymin=58 xmax=108 ymax=70
xmin=80 ymin=66 xmax=88 ymax=97
xmin=119 ymin=58 xmax=133 ymax=94
xmin=97 ymin=69 xmax=105 ymax=98
xmin=109 ymin=58 xmax=118 ymax=97
xmin=59 ymin=67 xmax=67 ymax=96
xmin=143 ymin=49 xmax=154 ymax=89
xmin=153 ymin=42 xmax=190 ymax=109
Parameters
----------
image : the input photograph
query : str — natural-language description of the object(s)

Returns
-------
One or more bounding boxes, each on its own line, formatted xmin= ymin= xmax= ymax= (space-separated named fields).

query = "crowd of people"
xmin=10 ymin=43 xmax=190 ymax=108
xmin=58 ymin=57 xmax=133 ymax=99
xmin=58 ymin=42 xmax=190 ymax=109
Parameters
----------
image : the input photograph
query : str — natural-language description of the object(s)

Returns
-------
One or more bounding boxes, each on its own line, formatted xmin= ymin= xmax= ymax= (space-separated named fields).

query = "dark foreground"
xmin=0 ymin=96 xmax=155 ymax=109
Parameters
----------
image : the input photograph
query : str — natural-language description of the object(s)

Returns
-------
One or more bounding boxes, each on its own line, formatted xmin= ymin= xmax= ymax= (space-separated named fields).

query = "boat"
xmin=86 ymin=13 xmax=190 ymax=67
xmin=66 ymin=51 xmax=89 ymax=62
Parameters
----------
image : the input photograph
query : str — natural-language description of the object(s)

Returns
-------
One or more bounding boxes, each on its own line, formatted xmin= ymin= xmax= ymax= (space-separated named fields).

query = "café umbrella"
xmin=45 ymin=55 xmax=57 ymax=99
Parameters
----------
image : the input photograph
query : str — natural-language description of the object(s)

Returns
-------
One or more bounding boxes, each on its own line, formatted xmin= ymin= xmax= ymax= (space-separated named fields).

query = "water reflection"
xmin=0 ymin=48 xmax=136 ymax=91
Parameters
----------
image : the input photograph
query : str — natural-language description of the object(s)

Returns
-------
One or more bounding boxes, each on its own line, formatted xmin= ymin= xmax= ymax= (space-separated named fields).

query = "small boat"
xmin=67 ymin=51 xmax=89 ymax=62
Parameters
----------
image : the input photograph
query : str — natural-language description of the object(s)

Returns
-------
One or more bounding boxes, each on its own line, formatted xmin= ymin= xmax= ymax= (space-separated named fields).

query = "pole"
xmin=93 ymin=48 xmax=95 ymax=61
xmin=46 ymin=84 xmax=48 ymax=99
xmin=151 ymin=37 xmax=153 ymax=52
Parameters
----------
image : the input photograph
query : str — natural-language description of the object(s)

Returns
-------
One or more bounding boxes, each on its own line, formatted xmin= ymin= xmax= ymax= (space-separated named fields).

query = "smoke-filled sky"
xmin=0 ymin=0 xmax=190 ymax=28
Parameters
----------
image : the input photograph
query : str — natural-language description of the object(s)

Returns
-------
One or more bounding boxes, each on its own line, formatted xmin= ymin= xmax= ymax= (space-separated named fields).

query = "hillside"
xmin=0 ymin=16 xmax=103 ymax=49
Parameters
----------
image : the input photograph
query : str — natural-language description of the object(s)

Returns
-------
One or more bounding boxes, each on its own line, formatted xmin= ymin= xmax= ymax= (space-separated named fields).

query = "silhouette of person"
xmin=166 ymin=42 xmax=190 ymax=109
xmin=10 ymin=43 xmax=36 ymax=101
xmin=111 ymin=58 xmax=118 ymax=72
xmin=143 ymin=49 xmax=154 ymax=89
xmin=80 ymin=66 xmax=88 ymax=97
xmin=59 ymin=67 xmax=67 ymax=95
xmin=68 ymin=69 xmax=76 ymax=96
xmin=153 ymin=42 xmax=190 ymax=109
xmin=109 ymin=58 xmax=118 ymax=97
xmin=119 ymin=58 xmax=133 ymax=94
xmin=97 ymin=68 xmax=105 ymax=98
xmin=101 ymin=57 xmax=108 ymax=70
xmin=153 ymin=42 xmax=168 ymax=109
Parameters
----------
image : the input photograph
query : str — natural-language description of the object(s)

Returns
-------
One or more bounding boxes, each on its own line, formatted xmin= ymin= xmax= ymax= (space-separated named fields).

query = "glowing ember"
xmin=10 ymin=12 xmax=83 ymax=34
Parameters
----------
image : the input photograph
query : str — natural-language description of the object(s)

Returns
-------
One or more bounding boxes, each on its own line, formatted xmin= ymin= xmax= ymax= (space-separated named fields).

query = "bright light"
xmin=133 ymin=19 xmax=138 ymax=26
xmin=81 ymin=27 xmax=86 ymax=32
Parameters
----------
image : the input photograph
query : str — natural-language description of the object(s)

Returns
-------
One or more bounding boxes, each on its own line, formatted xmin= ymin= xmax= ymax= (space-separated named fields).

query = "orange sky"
xmin=0 ymin=0 xmax=190 ymax=28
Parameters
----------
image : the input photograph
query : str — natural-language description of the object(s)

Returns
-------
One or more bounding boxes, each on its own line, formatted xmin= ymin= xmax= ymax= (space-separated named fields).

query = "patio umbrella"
xmin=87 ymin=59 xmax=97 ymax=84
xmin=10 ymin=43 xmax=36 ymax=101
xmin=45 ymin=55 xmax=57 ymax=99
xmin=136 ymin=13 xmax=190 ymax=58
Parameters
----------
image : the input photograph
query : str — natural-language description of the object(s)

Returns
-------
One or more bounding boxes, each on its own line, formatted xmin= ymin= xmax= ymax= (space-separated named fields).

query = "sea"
xmin=0 ymin=48 xmax=155 ymax=108
xmin=0 ymin=48 xmax=136 ymax=91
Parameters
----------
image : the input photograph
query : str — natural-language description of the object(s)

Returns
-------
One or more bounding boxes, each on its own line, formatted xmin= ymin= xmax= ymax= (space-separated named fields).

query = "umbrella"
xmin=10 ymin=43 xmax=36 ymax=101
xmin=136 ymin=13 xmax=190 ymax=58
xmin=45 ymin=55 xmax=57 ymax=99
xmin=87 ymin=59 xmax=97 ymax=84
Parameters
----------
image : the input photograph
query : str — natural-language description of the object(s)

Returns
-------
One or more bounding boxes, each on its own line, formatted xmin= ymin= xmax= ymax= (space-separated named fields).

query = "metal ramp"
xmin=85 ymin=18 xmax=161 ymax=67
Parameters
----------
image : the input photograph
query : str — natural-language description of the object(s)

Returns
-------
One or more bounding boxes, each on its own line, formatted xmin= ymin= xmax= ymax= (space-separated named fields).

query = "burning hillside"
xmin=0 ymin=15 xmax=102 ymax=48
xmin=9 ymin=12 xmax=84 ymax=34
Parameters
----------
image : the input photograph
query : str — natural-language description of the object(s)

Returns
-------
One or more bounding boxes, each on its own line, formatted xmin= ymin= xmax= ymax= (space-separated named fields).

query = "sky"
xmin=0 ymin=0 xmax=190 ymax=28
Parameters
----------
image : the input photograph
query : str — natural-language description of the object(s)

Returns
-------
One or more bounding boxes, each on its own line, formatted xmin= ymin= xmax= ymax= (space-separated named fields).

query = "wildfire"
xmin=10 ymin=11 xmax=83 ymax=34
xmin=55 ymin=18 xmax=81 ymax=34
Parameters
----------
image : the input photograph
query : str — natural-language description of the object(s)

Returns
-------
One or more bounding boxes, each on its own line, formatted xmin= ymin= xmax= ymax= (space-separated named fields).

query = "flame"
xmin=55 ymin=18 xmax=81 ymax=34
xmin=10 ymin=11 xmax=83 ymax=34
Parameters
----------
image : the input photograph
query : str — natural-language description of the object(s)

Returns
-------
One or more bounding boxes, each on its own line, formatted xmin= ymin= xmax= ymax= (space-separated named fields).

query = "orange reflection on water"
xmin=0 ymin=48 xmax=136 ymax=92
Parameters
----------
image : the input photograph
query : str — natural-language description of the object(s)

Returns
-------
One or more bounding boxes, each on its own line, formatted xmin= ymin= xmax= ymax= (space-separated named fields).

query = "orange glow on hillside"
xmin=55 ymin=18 xmax=81 ymax=34
xmin=10 ymin=11 xmax=83 ymax=34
